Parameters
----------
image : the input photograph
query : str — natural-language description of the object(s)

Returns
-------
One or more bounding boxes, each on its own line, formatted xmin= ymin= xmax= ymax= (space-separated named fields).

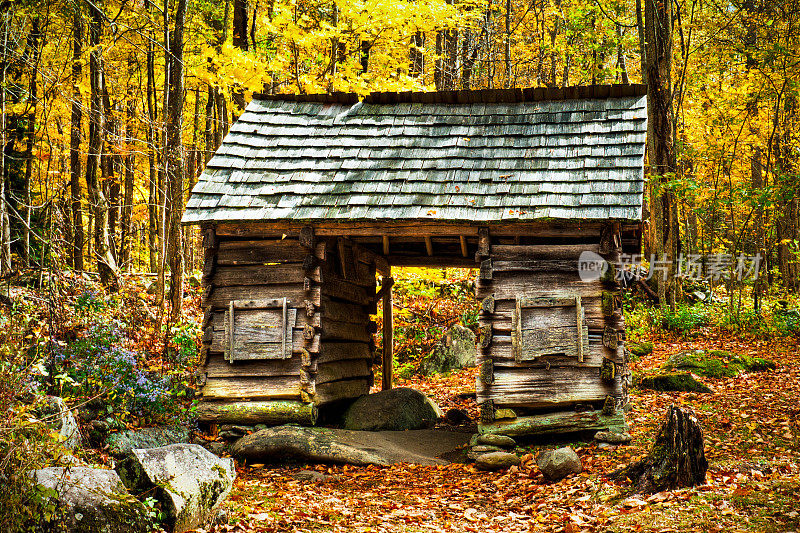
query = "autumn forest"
xmin=0 ymin=0 xmax=798 ymax=300
xmin=1 ymin=0 xmax=800 ymax=530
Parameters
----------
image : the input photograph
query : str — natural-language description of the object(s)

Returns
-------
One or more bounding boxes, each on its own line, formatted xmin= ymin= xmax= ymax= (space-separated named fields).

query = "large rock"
xmin=32 ymin=467 xmax=149 ymax=533
xmin=342 ymin=388 xmax=443 ymax=431
xmin=475 ymin=452 xmax=521 ymax=471
xmin=106 ymin=426 xmax=191 ymax=458
xmin=636 ymin=372 xmax=712 ymax=393
xmin=537 ymin=447 xmax=583 ymax=481
xmin=477 ymin=434 xmax=516 ymax=448
xmin=662 ymin=350 xmax=775 ymax=378
xmin=421 ymin=325 xmax=477 ymax=375
xmin=36 ymin=396 xmax=81 ymax=448
xmin=116 ymin=443 xmax=235 ymax=533
xmin=232 ymin=425 xmax=470 ymax=466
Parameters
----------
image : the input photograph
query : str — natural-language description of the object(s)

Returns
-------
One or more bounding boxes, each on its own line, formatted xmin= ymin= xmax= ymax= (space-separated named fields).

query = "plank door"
xmin=511 ymin=295 xmax=589 ymax=363
xmin=224 ymin=298 xmax=297 ymax=362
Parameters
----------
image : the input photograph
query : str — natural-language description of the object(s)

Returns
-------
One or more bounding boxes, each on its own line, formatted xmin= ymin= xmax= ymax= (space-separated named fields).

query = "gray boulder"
xmin=537 ymin=447 xmax=582 ymax=481
xmin=475 ymin=452 xmax=521 ymax=471
xmin=116 ymin=443 xmax=235 ymax=533
xmin=342 ymin=388 xmax=443 ymax=431
xmin=232 ymin=425 xmax=468 ymax=466
xmin=421 ymin=325 xmax=477 ymax=375
xmin=32 ymin=467 xmax=149 ymax=533
xmin=477 ymin=434 xmax=516 ymax=448
xmin=106 ymin=426 xmax=191 ymax=458
xmin=594 ymin=431 xmax=632 ymax=444
xmin=36 ymin=396 xmax=81 ymax=449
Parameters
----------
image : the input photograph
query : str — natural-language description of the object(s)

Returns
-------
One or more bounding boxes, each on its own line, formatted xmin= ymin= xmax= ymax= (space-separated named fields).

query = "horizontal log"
xmin=212 ymin=264 xmax=320 ymax=287
xmin=212 ymin=309 xmax=319 ymax=331
xmin=480 ymin=341 xmax=623 ymax=367
xmin=213 ymin=221 xmax=606 ymax=238
xmin=315 ymin=360 xmax=372 ymax=384
xmin=209 ymin=327 xmax=320 ymax=355
xmin=196 ymin=400 xmax=317 ymax=425
xmin=483 ymin=312 xmax=623 ymax=333
xmin=476 ymin=367 xmax=621 ymax=409
xmin=322 ymin=298 xmax=370 ymax=324
xmin=205 ymin=353 xmax=306 ymax=378
xmin=201 ymin=376 xmax=302 ymax=401
xmin=321 ymin=319 xmax=373 ymax=343
xmin=318 ymin=342 xmax=373 ymax=364
xmin=314 ymin=378 xmax=370 ymax=405
xmin=204 ymin=285 xmax=321 ymax=309
xmin=484 ymin=298 xmax=624 ymax=329
xmin=476 ymin=272 xmax=610 ymax=300
xmin=216 ymin=239 xmax=326 ymax=265
xmin=490 ymin=244 xmax=600 ymax=261
xmin=321 ymin=278 xmax=373 ymax=306
xmin=492 ymin=259 xmax=591 ymax=274
xmin=478 ymin=409 xmax=626 ymax=437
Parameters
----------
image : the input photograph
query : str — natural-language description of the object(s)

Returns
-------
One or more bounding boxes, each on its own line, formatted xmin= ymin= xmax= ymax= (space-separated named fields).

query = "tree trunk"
xmin=504 ymin=0 xmax=511 ymax=88
xmin=70 ymin=9 xmax=85 ymax=271
xmin=409 ymin=31 xmax=425 ymax=79
xmin=120 ymin=74 xmax=135 ymax=271
xmin=166 ymin=0 xmax=187 ymax=323
xmin=644 ymin=0 xmax=678 ymax=306
xmin=22 ymin=17 xmax=40 ymax=268
xmin=614 ymin=405 xmax=708 ymax=494
xmin=86 ymin=0 xmax=119 ymax=290
xmin=232 ymin=0 xmax=248 ymax=116
xmin=0 ymin=10 xmax=11 ymax=274
xmin=146 ymin=35 xmax=159 ymax=273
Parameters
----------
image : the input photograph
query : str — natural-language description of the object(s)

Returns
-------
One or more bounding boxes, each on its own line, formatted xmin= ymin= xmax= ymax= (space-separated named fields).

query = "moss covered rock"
xmin=628 ymin=341 xmax=654 ymax=360
xmin=636 ymin=372 xmax=712 ymax=393
xmin=661 ymin=350 xmax=775 ymax=378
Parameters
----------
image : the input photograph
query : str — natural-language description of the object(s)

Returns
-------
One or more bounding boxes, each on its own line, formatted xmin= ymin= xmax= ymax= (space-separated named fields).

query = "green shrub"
xmin=658 ymin=304 xmax=711 ymax=333
xmin=395 ymin=362 xmax=417 ymax=380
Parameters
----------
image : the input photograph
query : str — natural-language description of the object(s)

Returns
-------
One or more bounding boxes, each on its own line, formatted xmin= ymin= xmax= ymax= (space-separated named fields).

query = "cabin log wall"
xmin=198 ymin=225 xmax=377 ymax=424
xmin=475 ymin=224 xmax=628 ymax=432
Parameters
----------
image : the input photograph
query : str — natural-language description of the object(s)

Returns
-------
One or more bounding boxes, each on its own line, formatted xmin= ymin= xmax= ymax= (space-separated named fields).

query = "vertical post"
xmin=382 ymin=266 xmax=393 ymax=390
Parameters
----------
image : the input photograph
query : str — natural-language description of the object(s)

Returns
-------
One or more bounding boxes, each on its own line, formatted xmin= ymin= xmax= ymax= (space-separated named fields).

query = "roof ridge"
xmin=251 ymin=84 xmax=646 ymax=105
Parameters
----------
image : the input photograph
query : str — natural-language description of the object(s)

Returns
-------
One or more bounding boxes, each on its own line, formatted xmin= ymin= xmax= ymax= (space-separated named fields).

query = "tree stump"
xmin=614 ymin=405 xmax=708 ymax=493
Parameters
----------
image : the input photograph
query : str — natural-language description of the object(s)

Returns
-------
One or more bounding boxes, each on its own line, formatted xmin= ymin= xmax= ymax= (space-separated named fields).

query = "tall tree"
xmin=644 ymin=0 xmax=678 ymax=305
xmin=69 ymin=8 xmax=84 ymax=271
xmin=0 ymin=9 xmax=11 ymax=274
xmin=85 ymin=0 xmax=119 ymax=289
xmin=166 ymin=0 xmax=188 ymax=321
xmin=22 ymin=16 xmax=40 ymax=267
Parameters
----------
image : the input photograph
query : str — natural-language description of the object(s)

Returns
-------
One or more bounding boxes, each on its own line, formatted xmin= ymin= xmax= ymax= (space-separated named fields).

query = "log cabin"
xmin=182 ymin=85 xmax=647 ymax=436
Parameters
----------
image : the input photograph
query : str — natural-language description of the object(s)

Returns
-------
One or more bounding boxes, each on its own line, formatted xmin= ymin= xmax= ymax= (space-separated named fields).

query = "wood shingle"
xmin=183 ymin=86 xmax=647 ymax=225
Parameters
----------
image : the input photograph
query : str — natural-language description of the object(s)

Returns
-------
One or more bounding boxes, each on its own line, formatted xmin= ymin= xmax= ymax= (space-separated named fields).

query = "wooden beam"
xmin=214 ymin=221 xmax=606 ymax=238
xmin=424 ymin=236 xmax=433 ymax=256
xmin=382 ymin=267 xmax=393 ymax=391
xmin=382 ymin=235 xmax=390 ymax=255
xmin=460 ymin=236 xmax=469 ymax=258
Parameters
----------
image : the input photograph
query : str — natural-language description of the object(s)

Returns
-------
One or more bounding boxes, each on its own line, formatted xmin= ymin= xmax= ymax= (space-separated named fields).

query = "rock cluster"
xmin=466 ymin=433 xmax=520 ymax=470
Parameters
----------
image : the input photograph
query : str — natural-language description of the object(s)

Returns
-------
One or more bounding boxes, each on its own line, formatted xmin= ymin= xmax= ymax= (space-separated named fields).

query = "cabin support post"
xmin=382 ymin=266 xmax=393 ymax=390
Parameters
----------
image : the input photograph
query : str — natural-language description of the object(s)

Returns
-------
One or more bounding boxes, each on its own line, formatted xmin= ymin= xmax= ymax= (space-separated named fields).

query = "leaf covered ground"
xmin=210 ymin=332 xmax=800 ymax=533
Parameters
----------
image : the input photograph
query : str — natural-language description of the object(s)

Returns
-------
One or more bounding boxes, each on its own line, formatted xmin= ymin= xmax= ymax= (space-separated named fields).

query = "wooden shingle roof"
xmin=183 ymin=85 xmax=647 ymax=225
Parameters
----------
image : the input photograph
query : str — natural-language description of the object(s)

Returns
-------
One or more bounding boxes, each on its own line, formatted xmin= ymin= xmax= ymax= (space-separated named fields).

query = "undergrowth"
xmin=625 ymin=296 xmax=800 ymax=341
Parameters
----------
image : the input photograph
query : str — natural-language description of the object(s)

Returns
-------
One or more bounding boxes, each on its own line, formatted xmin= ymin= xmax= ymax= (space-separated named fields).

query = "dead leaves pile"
xmin=211 ymin=333 xmax=800 ymax=533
